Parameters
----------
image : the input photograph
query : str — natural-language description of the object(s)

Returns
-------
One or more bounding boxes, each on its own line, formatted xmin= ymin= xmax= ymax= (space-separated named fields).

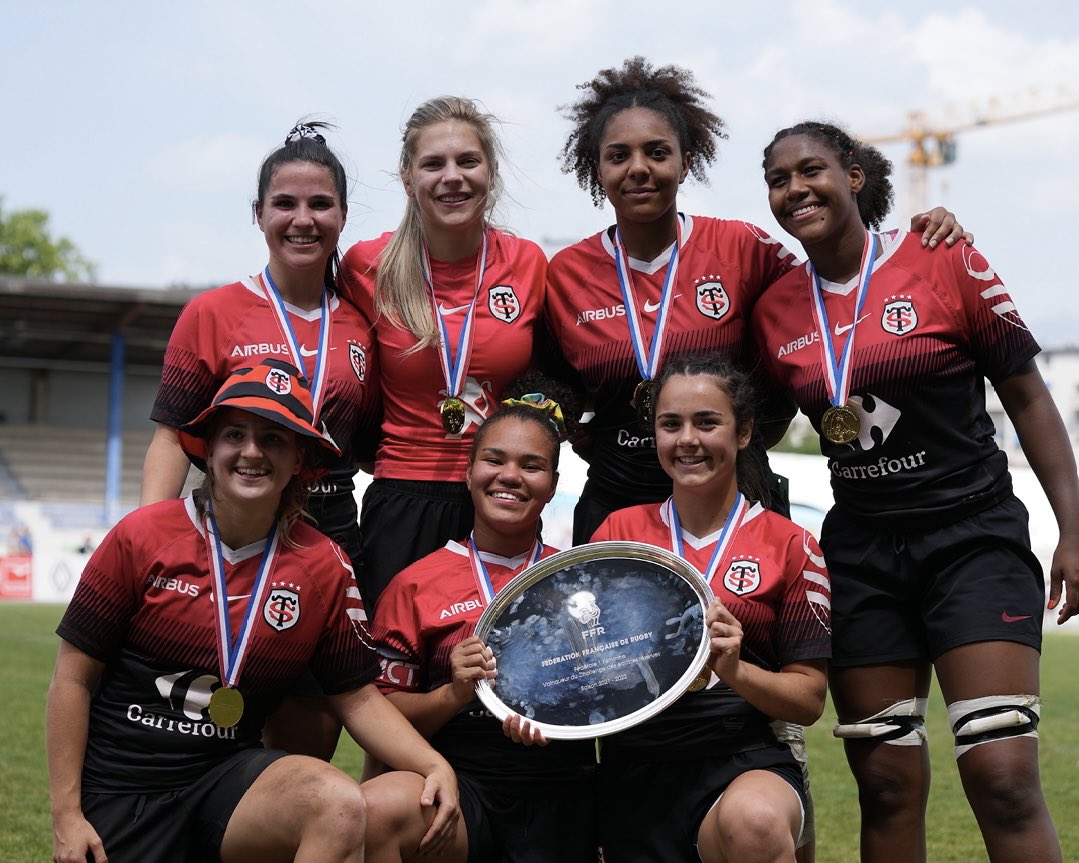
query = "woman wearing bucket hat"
xmin=49 ymin=361 xmax=459 ymax=863
xmin=141 ymin=120 xmax=379 ymax=760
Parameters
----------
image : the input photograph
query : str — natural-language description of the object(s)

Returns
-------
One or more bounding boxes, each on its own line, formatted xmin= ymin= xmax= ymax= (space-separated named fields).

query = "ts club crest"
xmin=488 ymin=285 xmax=521 ymax=324
xmin=264 ymin=583 xmax=300 ymax=631
xmin=723 ymin=558 xmax=761 ymax=596
xmin=694 ymin=276 xmax=730 ymax=321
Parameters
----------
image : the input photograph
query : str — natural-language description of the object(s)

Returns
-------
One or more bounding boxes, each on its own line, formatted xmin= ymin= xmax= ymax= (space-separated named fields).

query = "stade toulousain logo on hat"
xmin=265 ymin=367 xmax=293 ymax=394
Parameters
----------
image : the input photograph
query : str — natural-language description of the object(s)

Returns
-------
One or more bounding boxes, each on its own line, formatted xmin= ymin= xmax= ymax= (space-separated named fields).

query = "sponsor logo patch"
xmin=694 ymin=276 xmax=730 ymax=321
xmin=265 ymin=368 xmax=292 ymax=395
xmin=723 ymin=558 xmax=761 ymax=596
xmin=349 ymin=342 xmax=367 ymax=381
xmin=264 ymin=583 xmax=300 ymax=631
xmin=881 ymin=295 xmax=918 ymax=336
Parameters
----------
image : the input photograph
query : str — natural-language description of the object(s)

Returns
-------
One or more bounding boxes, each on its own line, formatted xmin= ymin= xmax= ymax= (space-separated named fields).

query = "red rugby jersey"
xmin=546 ymin=216 xmax=796 ymax=498
xmin=57 ymin=497 xmax=378 ymax=792
xmin=591 ymin=500 xmax=830 ymax=752
xmin=339 ymin=231 xmax=546 ymax=482
xmin=371 ymin=540 xmax=594 ymax=784
xmin=152 ymin=278 xmax=379 ymax=464
xmin=753 ymin=231 xmax=1039 ymax=525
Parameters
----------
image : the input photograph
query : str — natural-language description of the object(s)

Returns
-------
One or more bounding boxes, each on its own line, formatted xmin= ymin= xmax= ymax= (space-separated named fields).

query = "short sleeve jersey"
xmin=546 ymin=216 xmax=797 ymax=498
xmin=752 ymin=231 xmax=1040 ymax=525
xmin=151 ymin=278 xmax=380 ymax=497
xmin=339 ymin=231 xmax=547 ymax=482
xmin=371 ymin=540 xmax=595 ymax=787
xmin=591 ymin=500 xmax=830 ymax=753
xmin=56 ymin=496 xmax=379 ymax=793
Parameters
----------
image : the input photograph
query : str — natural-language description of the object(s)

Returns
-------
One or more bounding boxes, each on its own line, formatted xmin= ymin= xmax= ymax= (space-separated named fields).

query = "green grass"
xmin=4 ymin=605 xmax=1077 ymax=862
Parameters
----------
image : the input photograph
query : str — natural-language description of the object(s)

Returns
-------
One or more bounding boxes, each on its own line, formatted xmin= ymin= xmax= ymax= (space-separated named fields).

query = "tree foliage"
xmin=0 ymin=196 xmax=95 ymax=282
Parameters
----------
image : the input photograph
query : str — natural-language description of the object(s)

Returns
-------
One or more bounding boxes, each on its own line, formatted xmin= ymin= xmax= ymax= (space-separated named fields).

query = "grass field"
xmin=3 ymin=604 xmax=1076 ymax=862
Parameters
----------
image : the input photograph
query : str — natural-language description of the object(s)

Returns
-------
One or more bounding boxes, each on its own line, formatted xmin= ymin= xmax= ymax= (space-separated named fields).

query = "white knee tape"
xmin=833 ymin=697 xmax=928 ymax=746
xmin=947 ymin=695 xmax=1040 ymax=759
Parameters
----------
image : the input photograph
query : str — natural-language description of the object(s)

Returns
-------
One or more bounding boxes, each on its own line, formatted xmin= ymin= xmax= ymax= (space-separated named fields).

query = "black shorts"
xmin=822 ymin=494 xmax=1045 ymax=667
xmin=598 ymin=743 xmax=804 ymax=863
xmin=358 ymin=478 xmax=474 ymax=609
xmin=457 ymin=770 xmax=598 ymax=863
xmin=82 ymin=748 xmax=284 ymax=863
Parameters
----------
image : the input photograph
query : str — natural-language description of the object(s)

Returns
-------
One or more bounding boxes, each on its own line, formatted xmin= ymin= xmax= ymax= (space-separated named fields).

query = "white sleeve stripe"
xmin=991 ymin=300 xmax=1017 ymax=315
xmin=980 ymin=285 xmax=1008 ymax=299
xmin=347 ymin=607 xmax=368 ymax=623
xmin=806 ymin=590 xmax=832 ymax=610
xmin=346 ymin=586 xmax=362 ymax=599
xmin=802 ymin=570 xmax=830 ymax=589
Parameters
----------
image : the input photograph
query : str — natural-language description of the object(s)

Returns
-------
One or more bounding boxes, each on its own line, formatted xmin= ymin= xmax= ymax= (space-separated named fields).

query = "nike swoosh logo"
xmin=299 ymin=345 xmax=318 ymax=357
xmin=643 ymin=294 xmax=680 ymax=313
xmin=1001 ymin=612 xmax=1033 ymax=623
xmin=834 ymin=314 xmax=870 ymax=336
xmin=438 ymin=302 xmax=470 ymax=315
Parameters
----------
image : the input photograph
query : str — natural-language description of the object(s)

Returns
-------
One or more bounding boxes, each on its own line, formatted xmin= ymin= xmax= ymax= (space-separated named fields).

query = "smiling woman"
xmin=338 ymin=97 xmax=548 ymax=611
xmin=140 ymin=120 xmax=381 ymax=760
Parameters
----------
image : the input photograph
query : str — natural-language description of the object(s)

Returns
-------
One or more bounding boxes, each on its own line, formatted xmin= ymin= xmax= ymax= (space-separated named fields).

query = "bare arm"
xmin=47 ymin=641 xmax=108 ymax=863
xmin=384 ymin=636 xmax=494 ymax=739
xmin=996 ymin=360 xmax=1079 ymax=623
xmin=140 ymin=423 xmax=191 ymax=505
xmin=705 ymin=600 xmax=827 ymax=726
xmin=330 ymin=682 xmax=459 ymax=852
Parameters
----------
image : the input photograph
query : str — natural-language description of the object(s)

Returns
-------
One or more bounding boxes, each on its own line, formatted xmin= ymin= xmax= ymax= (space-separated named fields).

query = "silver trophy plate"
xmin=474 ymin=541 xmax=714 ymax=740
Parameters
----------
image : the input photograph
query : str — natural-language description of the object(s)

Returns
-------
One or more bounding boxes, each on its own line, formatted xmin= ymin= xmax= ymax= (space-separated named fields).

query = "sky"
xmin=4 ymin=1 xmax=1078 ymax=344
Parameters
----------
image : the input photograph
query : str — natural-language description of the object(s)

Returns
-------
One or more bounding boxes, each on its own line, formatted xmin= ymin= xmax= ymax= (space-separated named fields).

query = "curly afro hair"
xmin=559 ymin=56 xmax=727 ymax=207
xmin=762 ymin=121 xmax=894 ymax=229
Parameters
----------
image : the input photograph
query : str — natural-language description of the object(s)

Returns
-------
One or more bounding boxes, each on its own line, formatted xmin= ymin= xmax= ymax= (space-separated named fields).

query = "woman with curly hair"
xmin=754 ymin=120 xmax=1074 ymax=862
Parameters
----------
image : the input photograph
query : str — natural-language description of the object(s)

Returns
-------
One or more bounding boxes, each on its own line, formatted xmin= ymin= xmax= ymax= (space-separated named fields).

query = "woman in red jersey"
xmin=591 ymin=354 xmax=830 ymax=863
xmin=339 ymin=97 xmax=547 ymax=610
xmin=371 ymin=397 xmax=598 ymax=863
xmin=141 ymin=121 xmax=379 ymax=759
xmin=49 ymin=361 xmax=457 ymax=863
xmin=755 ymin=120 xmax=1076 ymax=862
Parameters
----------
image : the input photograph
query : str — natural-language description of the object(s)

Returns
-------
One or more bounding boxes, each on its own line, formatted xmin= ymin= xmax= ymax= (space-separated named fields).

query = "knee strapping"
xmin=833 ymin=697 xmax=928 ymax=746
xmin=947 ymin=694 xmax=1040 ymax=758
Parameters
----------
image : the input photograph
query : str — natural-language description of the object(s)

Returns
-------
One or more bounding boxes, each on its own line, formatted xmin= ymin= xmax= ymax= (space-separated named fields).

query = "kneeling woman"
xmin=371 ymin=398 xmax=599 ymax=863
xmin=47 ymin=360 xmax=457 ymax=863
xmin=591 ymin=354 xmax=831 ymax=863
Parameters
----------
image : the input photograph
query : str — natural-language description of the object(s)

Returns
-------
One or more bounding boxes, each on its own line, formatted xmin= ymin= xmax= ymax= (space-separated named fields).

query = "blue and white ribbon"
xmin=613 ymin=217 xmax=682 ymax=384
xmin=204 ymin=509 xmax=281 ymax=690
xmin=667 ymin=493 xmax=747 ymax=586
xmin=466 ymin=533 xmax=542 ymax=607
xmin=424 ymin=231 xmax=489 ymax=400
xmin=259 ymin=267 xmax=331 ymax=418
xmin=807 ymin=230 xmax=878 ymax=410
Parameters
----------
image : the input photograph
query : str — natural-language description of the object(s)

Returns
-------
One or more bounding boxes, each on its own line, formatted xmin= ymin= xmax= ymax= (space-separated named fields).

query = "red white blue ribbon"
xmin=204 ymin=508 xmax=281 ymax=690
xmin=807 ymin=230 xmax=878 ymax=410
xmin=466 ymin=533 xmax=542 ymax=607
xmin=423 ymin=231 xmax=489 ymax=400
xmin=614 ymin=217 xmax=682 ymax=383
xmin=258 ymin=267 xmax=331 ymax=418
xmin=666 ymin=493 xmax=747 ymax=587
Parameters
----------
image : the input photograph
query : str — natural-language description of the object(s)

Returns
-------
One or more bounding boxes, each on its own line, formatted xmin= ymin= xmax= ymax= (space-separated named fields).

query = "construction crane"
xmin=862 ymin=91 xmax=1079 ymax=217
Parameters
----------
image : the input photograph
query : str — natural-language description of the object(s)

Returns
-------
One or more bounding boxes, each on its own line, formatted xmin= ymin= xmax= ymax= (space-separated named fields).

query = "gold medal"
xmin=439 ymin=397 xmax=466 ymax=434
xmin=208 ymin=686 xmax=245 ymax=728
xmin=631 ymin=379 xmax=654 ymax=420
xmin=821 ymin=404 xmax=860 ymax=445
xmin=686 ymin=671 xmax=709 ymax=693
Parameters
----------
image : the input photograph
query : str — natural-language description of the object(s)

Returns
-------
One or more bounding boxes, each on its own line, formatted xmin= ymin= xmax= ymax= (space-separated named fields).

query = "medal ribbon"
xmin=423 ymin=231 xmax=489 ymax=399
xmin=614 ymin=216 xmax=682 ymax=383
xmin=204 ymin=508 xmax=281 ymax=690
xmin=466 ymin=534 xmax=543 ymax=607
xmin=807 ymin=230 xmax=878 ymax=409
xmin=258 ymin=267 xmax=331 ymax=418
xmin=666 ymin=493 xmax=747 ymax=586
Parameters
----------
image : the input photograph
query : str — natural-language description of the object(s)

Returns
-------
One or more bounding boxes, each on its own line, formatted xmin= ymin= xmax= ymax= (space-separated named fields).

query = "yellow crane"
xmin=862 ymin=92 xmax=1079 ymax=216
